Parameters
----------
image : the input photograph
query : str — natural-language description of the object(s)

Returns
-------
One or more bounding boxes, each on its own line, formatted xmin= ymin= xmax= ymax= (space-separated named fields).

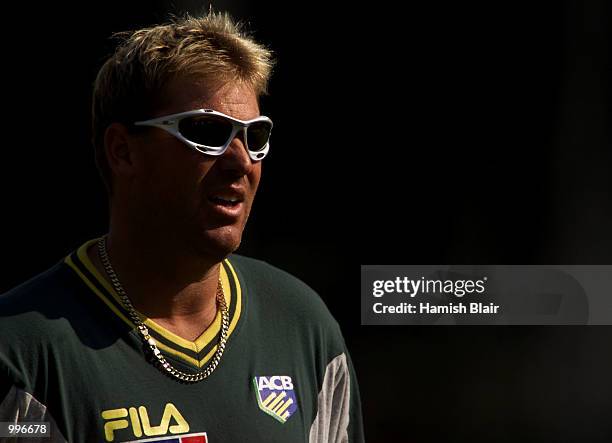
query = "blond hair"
xmin=91 ymin=12 xmax=274 ymax=194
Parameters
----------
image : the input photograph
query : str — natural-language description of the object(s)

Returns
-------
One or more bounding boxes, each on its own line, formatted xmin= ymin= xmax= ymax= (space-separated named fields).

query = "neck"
xmin=88 ymin=225 xmax=223 ymax=341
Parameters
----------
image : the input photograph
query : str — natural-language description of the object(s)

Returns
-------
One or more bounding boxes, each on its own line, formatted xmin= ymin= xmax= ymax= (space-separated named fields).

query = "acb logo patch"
xmin=253 ymin=375 xmax=298 ymax=423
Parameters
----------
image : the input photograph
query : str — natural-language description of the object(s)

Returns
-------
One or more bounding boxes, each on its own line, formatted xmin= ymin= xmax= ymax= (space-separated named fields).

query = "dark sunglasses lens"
xmin=178 ymin=115 xmax=233 ymax=147
xmin=247 ymin=121 xmax=272 ymax=152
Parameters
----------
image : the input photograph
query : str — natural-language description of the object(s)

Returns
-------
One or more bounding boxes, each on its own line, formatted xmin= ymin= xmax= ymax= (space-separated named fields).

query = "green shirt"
xmin=0 ymin=238 xmax=364 ymax=442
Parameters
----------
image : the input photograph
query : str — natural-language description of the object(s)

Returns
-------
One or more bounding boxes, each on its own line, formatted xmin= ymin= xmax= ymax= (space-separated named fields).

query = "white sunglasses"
xmin=134 ymin=108 xmax=273 ymax=161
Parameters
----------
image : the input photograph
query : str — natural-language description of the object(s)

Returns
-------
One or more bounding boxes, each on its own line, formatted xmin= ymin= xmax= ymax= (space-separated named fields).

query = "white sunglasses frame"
xmin=134 ymin=108 xmax=273 ymax=161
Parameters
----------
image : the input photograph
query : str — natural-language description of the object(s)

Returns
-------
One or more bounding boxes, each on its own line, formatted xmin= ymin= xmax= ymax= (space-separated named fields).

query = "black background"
xmin=1 ymin=1 xmax=611 ymax=442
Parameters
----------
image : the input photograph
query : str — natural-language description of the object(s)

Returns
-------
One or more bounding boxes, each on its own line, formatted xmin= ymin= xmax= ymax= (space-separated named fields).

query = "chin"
xmin=193 ymin=226 xmax=243 ymax=261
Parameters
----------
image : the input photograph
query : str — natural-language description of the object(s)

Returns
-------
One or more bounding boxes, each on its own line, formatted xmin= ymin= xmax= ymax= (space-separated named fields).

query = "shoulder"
xmin=0 ymin=261 xmax=86 ymax=386
xmin=228 ymin=254 xmax=342 ymax=335
xmin=0 ymin=260 xmax=78 ymax=324
xmin=229 ymin=254 xmax=318 ymax=295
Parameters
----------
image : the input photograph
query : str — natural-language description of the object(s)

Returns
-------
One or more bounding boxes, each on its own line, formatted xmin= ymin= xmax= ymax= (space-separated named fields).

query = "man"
xmin=0 ymin=13 xmax=364 ymax=443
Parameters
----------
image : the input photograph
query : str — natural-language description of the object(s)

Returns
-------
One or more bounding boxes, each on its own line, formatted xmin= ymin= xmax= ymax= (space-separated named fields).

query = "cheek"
xmin=136 ymin=143 xmax=211 ymax=206
xmin=249 ymin=163 xmax=263 ymax=195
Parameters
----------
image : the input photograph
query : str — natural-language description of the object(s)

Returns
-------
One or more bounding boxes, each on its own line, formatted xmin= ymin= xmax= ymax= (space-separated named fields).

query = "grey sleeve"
xmin=309 ymin=352 xmax=364 ymax=443
xmin=0 ymin=385 xmax=67 ymax=443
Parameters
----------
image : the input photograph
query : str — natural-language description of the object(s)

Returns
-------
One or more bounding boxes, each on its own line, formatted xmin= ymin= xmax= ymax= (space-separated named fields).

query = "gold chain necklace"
xmin=97 ymin=236 xmax=229 ymax=383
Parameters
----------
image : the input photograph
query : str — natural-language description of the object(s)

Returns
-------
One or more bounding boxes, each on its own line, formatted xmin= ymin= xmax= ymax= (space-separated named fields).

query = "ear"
xmin=104 ymin=123 xmax=139 ymax=179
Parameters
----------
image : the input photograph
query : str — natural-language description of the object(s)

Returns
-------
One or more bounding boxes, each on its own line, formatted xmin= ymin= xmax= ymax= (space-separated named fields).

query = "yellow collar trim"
xmin=65 ymin=237 xmax=242 ymax=366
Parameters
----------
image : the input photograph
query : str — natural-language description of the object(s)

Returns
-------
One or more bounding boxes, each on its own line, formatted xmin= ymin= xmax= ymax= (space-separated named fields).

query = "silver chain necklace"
xmin=97 ymin=235 xmax=229 ymax=383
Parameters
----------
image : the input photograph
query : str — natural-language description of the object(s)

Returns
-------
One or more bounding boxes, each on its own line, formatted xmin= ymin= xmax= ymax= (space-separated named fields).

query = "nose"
xmin=217 ymin=129 xmax=253 ymax=176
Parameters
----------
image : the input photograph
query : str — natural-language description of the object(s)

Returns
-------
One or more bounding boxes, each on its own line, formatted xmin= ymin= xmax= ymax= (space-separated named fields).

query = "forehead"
xmin=157 ymin=76 xmax=260 ymax=121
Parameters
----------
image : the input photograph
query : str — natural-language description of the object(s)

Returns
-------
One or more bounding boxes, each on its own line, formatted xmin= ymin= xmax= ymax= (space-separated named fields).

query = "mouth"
xmin=204 ymin=188 xmax=246 ymax=219
xmin=208 ymin=195 xmax=243 ymax=208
